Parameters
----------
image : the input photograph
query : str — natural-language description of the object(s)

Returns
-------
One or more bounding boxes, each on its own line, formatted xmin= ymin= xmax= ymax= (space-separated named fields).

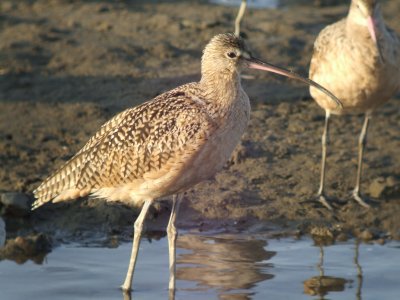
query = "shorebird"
xmin=32 ymin=33 xmax=341 ymax=292
xmin=309 ymin=0 xmax=400 ymax=209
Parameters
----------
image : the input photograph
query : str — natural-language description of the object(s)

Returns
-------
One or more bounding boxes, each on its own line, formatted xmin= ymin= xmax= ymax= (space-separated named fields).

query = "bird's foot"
xmin=352 ymin=190 xmax=370 ymax=209
xmin=317 ymin=193 xmax=333 ymax=210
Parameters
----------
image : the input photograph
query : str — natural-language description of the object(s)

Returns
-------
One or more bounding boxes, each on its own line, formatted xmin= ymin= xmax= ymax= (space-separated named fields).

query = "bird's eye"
xmin=227 ymin=52 xmax=237 ymax=59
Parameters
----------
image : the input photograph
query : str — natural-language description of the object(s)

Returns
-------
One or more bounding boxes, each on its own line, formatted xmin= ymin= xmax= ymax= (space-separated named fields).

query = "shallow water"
xmin=1 ymin=232 xmax=399 ymax=300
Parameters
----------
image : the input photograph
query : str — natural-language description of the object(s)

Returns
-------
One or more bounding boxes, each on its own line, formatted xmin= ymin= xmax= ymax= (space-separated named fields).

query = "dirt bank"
xmin=0 ymin=0 xmax=399 ymax=250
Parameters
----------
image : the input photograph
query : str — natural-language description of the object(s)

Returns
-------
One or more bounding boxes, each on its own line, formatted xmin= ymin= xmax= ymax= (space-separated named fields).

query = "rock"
xmin=310 ymin=226 xmax=334 ymax=246
xmin=0 ymin=217 xmax=5 ymax=247
xmin=369 ymin=176 xmax=400 ymax=198
xmin=375 ymin=238 xmax=386 ymax=245
xmin=0 ymin=193 xmax=32 ymax=216
xmin=369 ymin=177 xmax=387 ymax=198
xmin=359 ymin=229 xmax=376 ymax=241
xmin=304 ymin=275 xmax=347 ymax=296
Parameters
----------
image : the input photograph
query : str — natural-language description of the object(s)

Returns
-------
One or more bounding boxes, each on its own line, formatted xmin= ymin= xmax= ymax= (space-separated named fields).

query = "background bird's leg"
xmin=234 ymin=0 xmax=247 ymax=37
xmin=353 ymin=114 xmax=371 ymax=208
xmin=121 ymin=199 xmax=153 ymax=292
xmin=318 ymin=111 xmax=332 ymax=210
xmin=167 ymin=194 xmax=183 ymax=291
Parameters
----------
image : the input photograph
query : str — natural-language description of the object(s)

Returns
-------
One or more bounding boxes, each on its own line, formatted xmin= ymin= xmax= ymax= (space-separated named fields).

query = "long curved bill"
xmin=246 ymin=57 xmax=343 ymax=109
xmin=366 ymin=16 xmax=384 ymax=63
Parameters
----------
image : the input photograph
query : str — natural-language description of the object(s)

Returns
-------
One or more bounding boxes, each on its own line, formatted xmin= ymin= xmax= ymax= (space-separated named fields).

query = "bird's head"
xmin=201 ymin=33 xmax=252 ymax=76
xmin=349 ymin=0 xmax=384 ymax=60
xmin=201 ymin=33 xmax=343 ymax=109
xmin=352 ymin=0 xmax=379 ymax=16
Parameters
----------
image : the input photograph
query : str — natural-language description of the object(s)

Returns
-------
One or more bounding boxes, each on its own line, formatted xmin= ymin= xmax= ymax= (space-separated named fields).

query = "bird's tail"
xmin=32 ymin=154 xmax=89 ymax=209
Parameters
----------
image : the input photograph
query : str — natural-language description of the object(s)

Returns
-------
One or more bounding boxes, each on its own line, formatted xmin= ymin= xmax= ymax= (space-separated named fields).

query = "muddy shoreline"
xmin=1 ymin=0 xmax=399 ymax=258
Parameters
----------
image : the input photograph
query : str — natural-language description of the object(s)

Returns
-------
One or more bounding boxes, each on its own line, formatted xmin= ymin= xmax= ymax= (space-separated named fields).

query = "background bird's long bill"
xmin=367 ymin=16 xmax=384 ymax=62
xmin=247 ymin=57 xmax=343 ymax=109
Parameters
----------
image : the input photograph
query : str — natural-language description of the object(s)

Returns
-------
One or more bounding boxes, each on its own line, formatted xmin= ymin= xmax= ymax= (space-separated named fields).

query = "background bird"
xmin=32 ymin=33 xmax=340 ymax=292
xmin=309 ymin=0 xmax=400 ymax=210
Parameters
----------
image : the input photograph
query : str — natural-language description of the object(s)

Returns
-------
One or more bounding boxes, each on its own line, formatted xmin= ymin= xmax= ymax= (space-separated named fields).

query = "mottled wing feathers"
xmin=33 ymin=85 xmax=217 ymax=208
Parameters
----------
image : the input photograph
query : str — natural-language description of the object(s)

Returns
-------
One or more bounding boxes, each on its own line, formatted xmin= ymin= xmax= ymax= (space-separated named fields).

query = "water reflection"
xmin=0 ymin=233 xmax=51 ymax=264
xmin=176 ymin=234 xmax=275 ymax=299
xmin=303 ymin=245 xmax=348 ymax=299
xmin=354 ymin=241 xmax=363 ymax=300
xmin=304 ymin=241 xmax=364 ymax=300
xmin=1 ymin=232 xmax=399 ymax=300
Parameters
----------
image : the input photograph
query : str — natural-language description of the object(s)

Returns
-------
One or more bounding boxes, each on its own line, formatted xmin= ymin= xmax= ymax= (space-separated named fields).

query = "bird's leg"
xmin=234 ymin=0 xmax=247 ymax=37
xmin=353 ymin=114 xmax=371 ymax=208
xmin=167 ymin=194 xmax=183 ymax=291
xmin=318 ymin=111 xmax=333 ymax=210
xmin=121 ymin=199 xmax=153 ymax=292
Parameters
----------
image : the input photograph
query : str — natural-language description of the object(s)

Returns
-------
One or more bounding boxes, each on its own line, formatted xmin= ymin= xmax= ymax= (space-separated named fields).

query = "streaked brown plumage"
xmin=33 ymin=87 xmax=223 ymax=208
xmin=309 ymin=0 xmax=400 ymax=209
xmin=32 ymin=33 xmax=341 ymax=293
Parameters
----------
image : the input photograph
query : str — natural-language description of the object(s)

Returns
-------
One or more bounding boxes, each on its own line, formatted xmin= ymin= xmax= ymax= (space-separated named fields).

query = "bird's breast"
xmin=171 ymin=92 xmax=251 ymax=191
xmin=310 ymin=37 xmax=399 ymax=114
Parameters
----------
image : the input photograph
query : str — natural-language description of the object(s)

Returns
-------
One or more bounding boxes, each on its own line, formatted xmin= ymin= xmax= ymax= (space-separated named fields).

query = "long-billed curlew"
xmin=32 ymin=33 xmax=341 ymax=292
xmin=309 ymin=0 xmax=400 ymax=209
